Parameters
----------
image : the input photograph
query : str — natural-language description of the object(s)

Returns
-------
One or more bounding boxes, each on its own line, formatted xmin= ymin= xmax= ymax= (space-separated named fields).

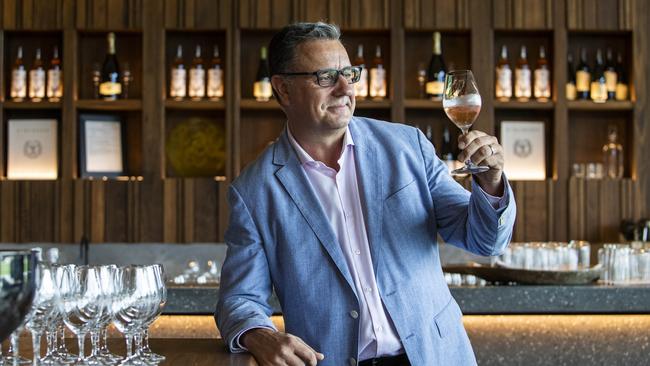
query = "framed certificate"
xmin=7 ymin=119 xmax=58 ymax=180
xmin=500 ymin=121 xmax=546 ymax=180
xmin=79 ymin=114 xmax=125 ymax=178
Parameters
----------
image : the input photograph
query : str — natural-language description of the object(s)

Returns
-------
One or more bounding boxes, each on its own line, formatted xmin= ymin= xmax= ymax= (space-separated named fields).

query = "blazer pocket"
xmin=434 ymin=298 xmax=462 ymax=339
xmin=385 ymin=178 xmax=416 ymax=201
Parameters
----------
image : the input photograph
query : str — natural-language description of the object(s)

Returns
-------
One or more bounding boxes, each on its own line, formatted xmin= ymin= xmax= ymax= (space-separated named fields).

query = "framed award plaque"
xmin=79 ymin=113 xmax=125 ymax=178
xmin=7 ymin=119 xmax=58 ymax=180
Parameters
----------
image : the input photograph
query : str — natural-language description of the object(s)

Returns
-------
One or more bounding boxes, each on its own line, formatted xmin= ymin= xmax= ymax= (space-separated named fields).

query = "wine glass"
xmin=87 ymin=265 xmax=120 ymax=366
xmin=442 ymin=70 xmax=488 ymax=175
xmin=137 ymin=264 xmax=167 ymax=364
xmin=25 ymin=264 xmax=60 ymax=366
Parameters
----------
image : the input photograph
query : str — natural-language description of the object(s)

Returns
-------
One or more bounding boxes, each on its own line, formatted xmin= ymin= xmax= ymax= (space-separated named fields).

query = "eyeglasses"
xmin=277 ymin=66 xmax=363 ymax=87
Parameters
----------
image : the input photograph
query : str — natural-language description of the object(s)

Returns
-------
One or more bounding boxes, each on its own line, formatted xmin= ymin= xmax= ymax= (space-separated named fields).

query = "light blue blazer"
xmin=216 ymin=116 xmax=516 ymax=366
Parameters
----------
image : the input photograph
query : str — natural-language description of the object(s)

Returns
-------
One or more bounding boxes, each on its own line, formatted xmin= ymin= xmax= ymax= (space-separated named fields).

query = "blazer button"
xmin=349 ymin=310 xmax=359 ymax=319
xmin=348 ymin=357 xmax=357 ymax=366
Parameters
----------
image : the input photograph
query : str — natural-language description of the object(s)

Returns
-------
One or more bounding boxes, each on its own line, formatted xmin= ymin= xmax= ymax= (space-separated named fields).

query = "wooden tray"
xmin=443 ymin=262 xmax=603 ymax=285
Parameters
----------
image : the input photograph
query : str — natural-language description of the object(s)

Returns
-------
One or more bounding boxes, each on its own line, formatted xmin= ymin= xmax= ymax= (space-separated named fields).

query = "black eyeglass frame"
xmin=275 ymin=65 xmax=363 ymax=87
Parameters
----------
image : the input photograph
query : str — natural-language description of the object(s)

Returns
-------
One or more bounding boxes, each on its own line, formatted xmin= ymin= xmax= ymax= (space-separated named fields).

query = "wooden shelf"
xmin=165 ymin=99 xmax=226 ymax=110
xmin=404 ymin=99 xmax=443 ymax=109
xmin=568 ymin=100 xmax=634 ymax=111
xmin=494 ymin=100 xmax=554 ymax=110
xmin=2 ymin=101 xmax=62 ymax=110
xmin=75 ymin=99 xmax=142 ymax=111
xmin=355 ymin=99 xmax=391 ymax=109
xmin=240 ymin=99 xmax=281 ymax=110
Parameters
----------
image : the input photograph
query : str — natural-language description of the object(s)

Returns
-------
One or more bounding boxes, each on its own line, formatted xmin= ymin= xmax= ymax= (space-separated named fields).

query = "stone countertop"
xmin=164 ymin=284 xmax=650 ymax=315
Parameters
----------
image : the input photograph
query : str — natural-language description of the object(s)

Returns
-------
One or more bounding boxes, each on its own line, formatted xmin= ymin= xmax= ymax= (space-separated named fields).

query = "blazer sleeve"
xmin=215 ymin=185 xmax=277 ymax=352
xmin=417 ymin=128 xmax=516 ymax=256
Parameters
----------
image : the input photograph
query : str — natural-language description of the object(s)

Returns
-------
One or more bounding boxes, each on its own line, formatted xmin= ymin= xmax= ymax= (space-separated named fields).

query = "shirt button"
xmin=364 ymin=287 xmax=372 ymax=293
xmin=354 ymin=249 xmax=361 ymax=255
xmin=349 ymin=310 xmax=359 ymax=319
xmin=376 ymin=325 xmax=383 ymax=331
xmin=348 ymin=357 xmax=357 ymax=366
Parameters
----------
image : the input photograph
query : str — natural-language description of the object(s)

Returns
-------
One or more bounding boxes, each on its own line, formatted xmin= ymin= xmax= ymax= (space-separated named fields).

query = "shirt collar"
xmin=286 ymin=124 xmax=355 ymax=166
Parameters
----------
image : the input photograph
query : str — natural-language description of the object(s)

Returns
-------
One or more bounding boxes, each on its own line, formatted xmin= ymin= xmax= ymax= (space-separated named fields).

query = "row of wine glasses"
xmin=1 ymin=263 xmax=166 ymax=366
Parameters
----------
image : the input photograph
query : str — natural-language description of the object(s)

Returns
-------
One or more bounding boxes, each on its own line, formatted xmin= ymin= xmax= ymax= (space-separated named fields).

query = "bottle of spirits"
xmin=29 ymin=48 xmax=46 ymax=101
xmin=170 ymin=45 xmax=186 ymax=100
xmin=11 ymin=46 xmax=27 ymax=101
xmin=369 ymin=45 xmax=386 ymax=100
xmin=602 ymin=125 xmax=624 ymax=178
xmin=47 ymin=46 xmax=63 ymax=101
xmin=534 ymin=46 xmax=551 ymax=101
xmin=590 ymin=48 xmax=607 ymax=103
xmin=207 ymin=45 xmax=224 ymax=101
xmin=514 ymin=45 xmax=531 ymax=101
xmin=566 ymin=52 xmax=577 ymax=101
xmin=604 ymin=48 xmax=617 ymax=100
xmin=353 ymin=44 xmax=368 ymax=99
xmin=99 ymin=32 xmax=121 ymax=100
xmin=426 ymin=32 xmax=446 ymax=101
xmin=576 ymin=47 xmax=590 ymax=100
xmin=440 ymin=126 xmax=456 ymax=173
xmin=188 ymin=45 xmax=205 ymax=100
xmin=253 ymin=46 xmax=272 ymax=102
xmin=615 ymin=52 xmax=628 ymax=101
xmin=495 ymin=45 xmax=512 ymax=101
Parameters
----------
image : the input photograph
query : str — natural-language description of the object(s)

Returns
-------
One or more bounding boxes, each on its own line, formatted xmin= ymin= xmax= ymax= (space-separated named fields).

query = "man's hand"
xmin=457 ymin=130 xmax=504 ymax=196
xmin=240 ymin=328 xmax=325 ymax=366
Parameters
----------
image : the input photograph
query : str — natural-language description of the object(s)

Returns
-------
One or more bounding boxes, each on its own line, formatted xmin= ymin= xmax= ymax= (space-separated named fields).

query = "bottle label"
xmin=515 ymin=68 xmax=531 ymax=98
xmin=254 ymin=80 xmax=272 ymax=101
xmin=369 ymin=67 xmax=386 ymax=98
xmin=604 ymin=70 xmax=617 ymax=93
xmin=11 ymin=69 xmax=27 ymax=98
xmin=576 ymin=71 xmax=590 ymax=92
xmin=354 ymin=68 xmax=368 ymax=98
xmin=426 ymin=81 xmax=444 ymax=97
xmin=189 ymin=68 xmax=205 ymax=98
xmin=566 ymin=83 xmax=577 ymax=101
xmin=99 ymin=81 xmax=122 ymax=97
xmin=615 ymin=83 xmax=628 ymax=101
xmin=590 ymin=81 xmax=607 ymax=102
xmin=29 ymin=69 xmax=46 ymax=99
xmin=495 ymin=68 xmax=512 ymax=98
xmin=47 ymin=69 xmax=63 ymax=98
xmin=534 ymin=69 xmax=551 ymax=98
xmin=207 ymin=68 xmax=224 ymax=98
xmin=170 ymin=68 xmax=187 ymax=98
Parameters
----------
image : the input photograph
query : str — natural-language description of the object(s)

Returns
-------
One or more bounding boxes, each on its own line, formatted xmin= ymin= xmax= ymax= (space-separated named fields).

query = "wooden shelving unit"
xmin=0 ymin=0 xmax=646 ymax=244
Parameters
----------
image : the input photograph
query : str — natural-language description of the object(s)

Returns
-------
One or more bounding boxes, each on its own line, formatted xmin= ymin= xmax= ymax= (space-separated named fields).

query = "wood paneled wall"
xmin=0 ymin=0 xmax=647 ymax=244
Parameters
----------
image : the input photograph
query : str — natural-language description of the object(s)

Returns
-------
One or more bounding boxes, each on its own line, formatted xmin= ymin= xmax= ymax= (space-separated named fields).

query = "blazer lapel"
xmin=273 ymin=129 xmax=356 ymax=292
xmin=349 ymin=120 xmax=384 ymax=274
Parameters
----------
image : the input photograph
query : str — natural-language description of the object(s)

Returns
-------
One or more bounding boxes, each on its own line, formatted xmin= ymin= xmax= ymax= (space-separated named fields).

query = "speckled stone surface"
xmin=164 ymin=285 xmax=650 ymax=315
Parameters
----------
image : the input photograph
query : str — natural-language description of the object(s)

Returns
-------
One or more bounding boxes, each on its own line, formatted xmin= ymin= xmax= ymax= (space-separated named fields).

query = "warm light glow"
xmin=6 ymin=119 xmax=58 ymax=180
xmin=501 ymin=121 xmax=546 ymax=181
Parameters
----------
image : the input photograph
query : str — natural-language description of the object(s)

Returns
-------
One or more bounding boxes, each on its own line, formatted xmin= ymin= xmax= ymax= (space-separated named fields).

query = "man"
xmin=216 ymin=22 xmax=515 ymax=366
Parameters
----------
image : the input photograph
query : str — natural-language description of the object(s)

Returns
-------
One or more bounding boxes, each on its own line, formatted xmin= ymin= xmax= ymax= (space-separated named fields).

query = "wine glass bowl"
xmin=442 ymin=70 xmax=489 ymax=175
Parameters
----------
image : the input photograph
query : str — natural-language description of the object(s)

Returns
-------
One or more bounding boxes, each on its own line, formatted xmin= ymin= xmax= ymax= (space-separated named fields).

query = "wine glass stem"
xmin=125 ymin=333 xmax=133 ymax=358
xmin=134 ymin=332 xmax=144 ymax=357
xmin=31 ymin=333 xmax=41 ymax=365
xmin=90 ymin=331 xmax=100 ymax=357
xmin=77 ymin=333 xmax=86 ymax=361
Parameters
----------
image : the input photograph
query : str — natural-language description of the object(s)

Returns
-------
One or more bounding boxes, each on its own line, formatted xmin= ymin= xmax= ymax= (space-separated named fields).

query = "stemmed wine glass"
xmin=25 ymin=264 xmax=60 ymax=366
xmin=442 ymin=70 xmax=488 ymax=175
xmin=137 ymin=264 xmax=167 ymax=364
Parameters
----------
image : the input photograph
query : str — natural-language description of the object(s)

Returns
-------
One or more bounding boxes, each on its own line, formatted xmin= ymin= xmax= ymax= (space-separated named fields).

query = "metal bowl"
xmin=0 ymin=249 xmax=37 ymax=342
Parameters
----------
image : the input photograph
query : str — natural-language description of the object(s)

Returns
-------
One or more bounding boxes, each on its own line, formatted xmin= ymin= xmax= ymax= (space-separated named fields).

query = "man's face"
xmin=279 ymin=40 xmax=356 ymax=134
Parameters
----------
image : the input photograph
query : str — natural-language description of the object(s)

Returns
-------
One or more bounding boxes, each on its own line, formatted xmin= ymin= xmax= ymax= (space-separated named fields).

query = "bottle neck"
xmin=433 ymin=33 xmax=441 ymax=55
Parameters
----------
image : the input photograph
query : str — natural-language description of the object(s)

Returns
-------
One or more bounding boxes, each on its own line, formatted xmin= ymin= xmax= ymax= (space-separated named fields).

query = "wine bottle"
xmin=602 ymin=125 xmax=623 ymax=179
xmin=99 ymin=32 xmax=122 ymax=100
xmin=369 ymin=45 xmax=386 ymax=100
xmin=615 ymin=52 xmax=628 ymax=101
xmin=353 ymin=44 xmax=368 ymax=99
xmin=47 ymin=46 xmax=63 ymax=101
xmin=566 ymin=52 xmax=577 ymax=101
xmin=253 ymin=46 xmax=272 ymax=102
xmin=590 ymin=48 xmax=607 ymax=103
xmin=576 ymin=47 xmax=590 ymax=100
xmin=188 ymin=45 xmax=205 ymax=100
xmin=170 ymin=45 xmax=186 ymax=100
xmin=440 ymin=126 xmax=456 ymax=173
xmin=514 ymin=45 xmax=531 ymax=101
xmin=207 ymin=45 xmax=224 ymax=101
xmin=533 ymin=46 xmax=550 ymax=101
xmin=11 ymin=46 xmax=27 ymax=101
xmin=604 ymin=48 xmax=617 ymax=100
xmin=495 ymin=45 xmax=512 ymax=101
xmin=426 ymin=32 xmax=446 ymax=101
xmin=29 ymin=48 xmax=46 ymax=101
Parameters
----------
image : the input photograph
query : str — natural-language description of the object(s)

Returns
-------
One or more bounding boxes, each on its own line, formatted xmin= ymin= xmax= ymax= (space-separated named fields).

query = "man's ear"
xmin=271 ymin=75 xmax=290 ymax=106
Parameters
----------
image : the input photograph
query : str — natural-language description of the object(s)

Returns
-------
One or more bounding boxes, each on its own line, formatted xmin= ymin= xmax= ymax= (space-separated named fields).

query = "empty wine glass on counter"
xmin=4 ymin=327 xmax=31 ymax=365
xmin=87 ymin=265 xmax=120 ymax=366
xmin=499 ymin=242 xmax=591 ymax=271
xmin=25 ymin=264 xmax=60 ymax=366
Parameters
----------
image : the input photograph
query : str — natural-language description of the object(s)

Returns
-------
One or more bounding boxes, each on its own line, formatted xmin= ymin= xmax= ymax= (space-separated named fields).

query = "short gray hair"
xmin=268 ymin=22 xmax=341 ymax=75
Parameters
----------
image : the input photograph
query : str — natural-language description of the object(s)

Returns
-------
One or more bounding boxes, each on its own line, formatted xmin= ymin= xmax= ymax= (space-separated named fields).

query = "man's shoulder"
xmin=351 ymin=116 xmax=420 ymax=147
xmin=231 ymin=143 xmax=278 ymax=194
